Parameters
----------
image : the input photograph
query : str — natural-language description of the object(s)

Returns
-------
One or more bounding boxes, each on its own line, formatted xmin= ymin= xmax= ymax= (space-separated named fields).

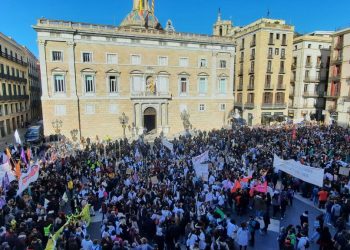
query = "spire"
xmin=217 ymin=8 xmax=221 ymax=21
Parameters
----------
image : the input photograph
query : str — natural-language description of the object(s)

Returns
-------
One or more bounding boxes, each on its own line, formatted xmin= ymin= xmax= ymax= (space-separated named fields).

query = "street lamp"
xmin=51 ymin=119 xmax=62 ymax=141
xmin=119 ymin=112 xmax=129 ymax=138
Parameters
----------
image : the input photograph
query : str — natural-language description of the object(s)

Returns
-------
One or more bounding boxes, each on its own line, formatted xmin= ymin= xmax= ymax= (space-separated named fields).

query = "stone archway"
xmin=143 ymin=107 xmax=157 ymax=133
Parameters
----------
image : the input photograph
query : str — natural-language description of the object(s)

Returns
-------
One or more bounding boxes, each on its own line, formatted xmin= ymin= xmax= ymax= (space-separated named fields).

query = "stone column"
xmin=66 ymin=41 xmax=77 ymax=97
xmin=229 ymin=52 xmax=235 ymax=95
xmin=38 ymin=40 xmax=48 ymax=97
xmin=211 ymin=52 xmax=217 ymax=97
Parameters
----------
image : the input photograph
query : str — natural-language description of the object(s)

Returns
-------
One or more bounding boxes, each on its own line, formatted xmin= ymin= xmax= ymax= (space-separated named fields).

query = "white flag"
xmin=14 ymin=130 xmax=22 ymax=145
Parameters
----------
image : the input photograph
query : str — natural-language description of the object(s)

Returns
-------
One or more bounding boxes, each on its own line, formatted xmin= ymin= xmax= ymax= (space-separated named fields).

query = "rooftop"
xmin=33 ymin=18 xmax=235 ymax=45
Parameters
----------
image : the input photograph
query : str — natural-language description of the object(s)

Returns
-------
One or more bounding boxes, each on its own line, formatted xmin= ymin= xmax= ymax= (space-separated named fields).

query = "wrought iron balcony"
xmin=130 ymin=91 xmax=171 ymax=99
xmin=0 ymin=52 xmax=28 ymax=67
xmin=261 ymin=103 xmax=287 ymax=109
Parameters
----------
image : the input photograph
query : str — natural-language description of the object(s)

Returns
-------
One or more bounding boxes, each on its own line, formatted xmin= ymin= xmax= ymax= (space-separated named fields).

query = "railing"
xmin=0 ymin=95 xmax=29 ymax=101
xmin=245 ymin=102 xmax=255 ymax=109
xmin=0 ymin=52 xmax=28 ymax=67
xmin=268 ymin=40 xmax=274 ymax=45
xmin=325 ymin=91 xmax=340 ymax=98
xmin=303 ymin=91 xmax=319 ymax=97
xmin=130 ymin=91 xmax=171 ymax=99
xmin=316 ymin=63 xmax=323 ymax=69
xmin=304 ymin=77 xmax=321 ymax=83
xmin=249 ymin=68 xmax=254 ymax=74
xmin=261 ymin=103 xmax=287 ymax=109
xmin=329 ymin=75 xmax=341 ymax=82
xmin=268 ymin=54 xmax=273 ymax=59
xmin=281 ymin=41 xmax=287 ymax=46
xmin=238 ymin=70 xmax=243 ymax=76
xmin=266 ymin=69 xmax=273 ymax=74
xmin=237 ymin=85 xmax=243 ymax=91
xmin=0 ymin=73 xmax=27 ymax=83
xmin=250 ymin=41 xmax=256 ymax=47
xmin=280 ymin=55 xmax=286 ymax=59
xmin=240 ymin=46 xmax=245 ymax=51
xmin=291 ymin=63 xmax=296 ymax=69
xmin=250 ymin=55 xmax=255 ymax=60
xmin=279 ymin=69 xmax=285 ymax=74
xmin=234 ymin=101 xmax=243 ymax=107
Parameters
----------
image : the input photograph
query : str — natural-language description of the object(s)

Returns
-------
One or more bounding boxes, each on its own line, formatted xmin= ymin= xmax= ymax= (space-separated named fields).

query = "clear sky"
xmin=1 ymin=0 xmax=349 ymax=57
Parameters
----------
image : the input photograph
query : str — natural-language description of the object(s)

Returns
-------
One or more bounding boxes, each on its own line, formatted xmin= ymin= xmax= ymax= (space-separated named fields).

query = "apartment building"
xmin=33 ymin=0 xmax=235 ymax=138
xmin=214 ymin=18 xmax=294 ymax=125
xmin=0 ymin=33 xmax=36 ymax=137
xmin=289 ymin=32 xmax=332 ymax=122
xmin=325 ymin=27 xmax=350 ymax=127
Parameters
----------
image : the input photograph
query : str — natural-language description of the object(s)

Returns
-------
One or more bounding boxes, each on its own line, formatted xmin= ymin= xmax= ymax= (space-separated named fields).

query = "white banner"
xmin=162 ymin=138 xmax=174 ymax=152
xmin=273 ymin=155 xmax=324 ymax=187
xmin=0 ymin=162 xmax=16 ymax=183
xmin=17 ymin=163 xmax=40 ymax=195
xmin=192 ymin=151 xmax=209 ymax=181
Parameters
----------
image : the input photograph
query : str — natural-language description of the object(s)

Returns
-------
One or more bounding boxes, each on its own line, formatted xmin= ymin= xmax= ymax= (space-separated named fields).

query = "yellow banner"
xmin=45 ymin=205 xmax=91 ymax=250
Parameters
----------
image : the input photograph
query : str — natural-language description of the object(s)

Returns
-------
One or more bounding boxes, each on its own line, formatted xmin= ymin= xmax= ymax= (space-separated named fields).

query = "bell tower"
xmin=213 ymin=8 xmax=234 ymax=37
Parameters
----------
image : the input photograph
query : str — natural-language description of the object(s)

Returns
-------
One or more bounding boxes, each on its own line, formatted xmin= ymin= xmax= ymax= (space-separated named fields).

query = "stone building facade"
xmin=0 ymin=32 xmax=40 ymax=137
xmin=33 ymin=1 xmax=235 ymax=139
xmin=289 ymin=32 xmax=332 ymax=122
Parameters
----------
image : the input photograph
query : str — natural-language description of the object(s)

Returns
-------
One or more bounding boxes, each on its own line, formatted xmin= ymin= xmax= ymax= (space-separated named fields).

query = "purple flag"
xmin=21 ymin=149 xmax=27 ymax=165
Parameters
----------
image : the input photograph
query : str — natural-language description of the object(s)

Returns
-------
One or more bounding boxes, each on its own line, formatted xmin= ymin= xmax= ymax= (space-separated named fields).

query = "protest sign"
xmin=17 ymin=163 xmax=40 ymax=195
xmin=273 ymin=155 xmax=324 ymax=187
xmin=339 ymin=167 xmax=350 ymax=176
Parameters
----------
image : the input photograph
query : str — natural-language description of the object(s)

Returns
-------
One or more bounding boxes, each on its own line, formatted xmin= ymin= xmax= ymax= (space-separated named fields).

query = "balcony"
xmin=302 ymin=103 xmax=316 ymax=108
xmin=261 ymin=103 xmax=287 ymax=109
xmin=316 ymin=63 xmax=323 ymax=69
xmin=239 ymin=58 xmax=244 ymax=63
xmin=280 ymin=55 xmax=286 ymax=59
xmin=264 ymin=83 xmax=273 ymax=90
xmin=245 ymin=102 xmax=255 ymax=109
xmin=250 ymin=55 xmax=255 ymax=60
xmin=331 ymin=57 xmax=342 ymax=65
xmin=268 ymin=40 xmax=274 ymax=45
xmin=237 ymin=84 xmax=243 ymax=91
xmin=291 ymin=63 xmax=297 ymax=70
xmin=0 ymin=94 xmax=29 ymax=102
xmin=234 ymin=101 xmax=243 ymax=107
xmin=0 ymin=73 xmax=27 ymax=83
xmin=281 ymin=41 xmax=287 ymax=46
xmin=290 ymin=77 xmax=295 ymax=83
xmin=248 ymin=68 xmax=254 ymax=74
xmin=276 ymin=84 xmax=286 ymax=90
xmin=250 ymin=41 xmax=256 ymax=47
xmin=266 ymin=69 xmax=273 ymax=74
xmin=279 ymin=69 xmax=285 ymax=74
xmin=238 ymin=70 xmax=243 ymax=76
xmin=0 ymin=52 xmax=28 ymax=67
xmin=130 ymin=91 xmax=172 ymax=100
xmin=240 ymin=46 xmax=245 ymax=51
xmin=305 ymin=62 xmax=312 ymax=68
xmin=268 ymin=54 xmax=273 ymax=59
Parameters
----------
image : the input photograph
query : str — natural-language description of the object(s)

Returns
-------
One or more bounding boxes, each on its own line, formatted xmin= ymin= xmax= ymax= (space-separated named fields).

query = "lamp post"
xmin=51 ymin=119 xmax=63 ymax=141
xmin=119 ymin=112 xmax=129 ymax=138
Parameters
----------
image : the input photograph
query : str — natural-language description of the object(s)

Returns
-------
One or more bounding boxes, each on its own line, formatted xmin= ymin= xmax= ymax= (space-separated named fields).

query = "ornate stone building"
xmin=33 ymin=0 xmax=235 ymax=138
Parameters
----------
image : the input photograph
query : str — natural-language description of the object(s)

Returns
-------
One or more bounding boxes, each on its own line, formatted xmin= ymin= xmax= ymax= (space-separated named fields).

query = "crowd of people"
xmin=0 ymin=124 xmax=349 ymax=250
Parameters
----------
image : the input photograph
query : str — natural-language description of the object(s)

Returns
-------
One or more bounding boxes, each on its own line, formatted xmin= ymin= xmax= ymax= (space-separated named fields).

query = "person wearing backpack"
xmin=247 ymin=216 xmax=260 ymax=246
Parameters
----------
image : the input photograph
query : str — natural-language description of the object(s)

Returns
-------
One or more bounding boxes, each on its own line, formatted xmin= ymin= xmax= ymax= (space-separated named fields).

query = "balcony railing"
xmin=250 ymin=55 xmax=255 ymax=60
xmin=280 ymin=55 xmax=286 ymax=59
xmin=238 ymin=70 xmax=243 ymax=76
xmin=303 ymin=91 xmax=319 ymax=97
xmin=268 ymin=54 xmax=273 ymax=59
xmin=0 ymin=52 xmax=28 ymax=67
xmin=0 ymin=73 xmax=27 ymax=83
xmin=268 ymin=40 xmax=274 ymax=45
xmin=261 ymin=103 xmax=287 ymax=109
xmin=237 ymin=85 xmax=243 ymax=91
xmin=304 ymin=77 xmax=321 ymax=83
xmin=281 ymin=41 xmax=287 ymax=46
xmin=266 ymin=69 xmax=273 ymax=74
xmin=264 ymin=84 xmax=273 ymax=90
xmin=234 ymin=101 xmax=243 ymax=107
xmin=240 ymin=46 xmax=245 ymax=51
xmin=130 ymin=91 xmax=171 ymax=99
xmin=249 ymin=68 xmax=254 ymax=74
xmin=245 ymin=102 xmax=255 ymax=109
xmin=0 ymin=94 xmax=29 ymax=102
xmin=316 ymin=63 xmax=323 ymax=69
xmin=325 ymin=91 xmax=340 ymax=98
xmin=279 ymin=69 xmax=285 ymax=74
xmin=250 ymin=41 xmax=256 ymax=47
xmin=291 ymin=63 xmax=297 ymax=69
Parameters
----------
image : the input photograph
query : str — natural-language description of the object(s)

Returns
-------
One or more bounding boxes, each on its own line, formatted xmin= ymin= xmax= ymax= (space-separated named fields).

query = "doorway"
xmin=143 ymin=107 xmax=156 ymax=133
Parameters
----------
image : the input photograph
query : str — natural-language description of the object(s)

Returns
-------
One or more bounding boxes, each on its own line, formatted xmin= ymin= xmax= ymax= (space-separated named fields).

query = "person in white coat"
xmin=237 ymin=223 xmax=249 ymax=250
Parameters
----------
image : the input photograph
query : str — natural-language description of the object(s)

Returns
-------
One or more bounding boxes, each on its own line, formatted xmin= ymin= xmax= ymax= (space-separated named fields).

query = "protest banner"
xmin=339 ymin=167 xmax=350 ymax=176
xmin=162 ymin=138 xmax=174 ymax=152
xmin=17 ymin=163 xmax=40 ymax=195
xmin=273 ymin=154 xmax=324 ymax=187
xmin=192 ymin=151 xmax=209 ymax=181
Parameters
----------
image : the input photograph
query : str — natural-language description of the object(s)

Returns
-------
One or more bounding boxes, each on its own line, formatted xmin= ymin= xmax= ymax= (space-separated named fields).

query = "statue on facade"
xmin=146 ymin=76 xmax=156 ymax=94
xmin=180 ymin=110 xmax=191 ymax=131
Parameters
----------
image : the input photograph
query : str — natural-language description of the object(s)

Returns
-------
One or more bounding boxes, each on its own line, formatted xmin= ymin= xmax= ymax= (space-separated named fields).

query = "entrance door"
xmin=143 ymin=107 xmax=156 ymax=133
